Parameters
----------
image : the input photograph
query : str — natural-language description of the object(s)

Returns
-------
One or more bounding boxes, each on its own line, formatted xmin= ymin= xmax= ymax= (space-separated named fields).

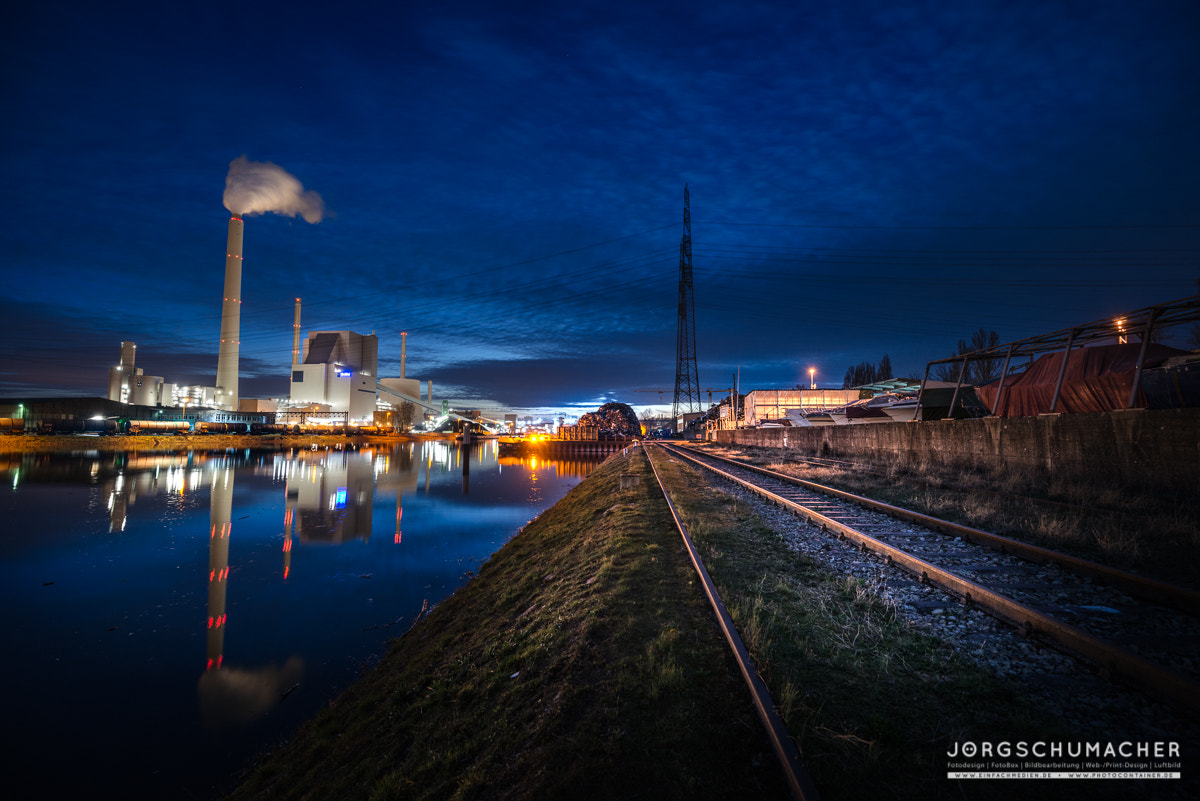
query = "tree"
xmin=841 ymin=354 xmax=894 ymax=389
xmin=933 ymin=329 xmax=1003 ymax=384
xmin=877 ymin=354 xmax=893 ymax=381
xmin=398 ymin=401 xmax=415 ymax=432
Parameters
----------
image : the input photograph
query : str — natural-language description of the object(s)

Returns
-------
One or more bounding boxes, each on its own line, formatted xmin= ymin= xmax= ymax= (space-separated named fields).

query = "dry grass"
xmin=706 ymin=443 xmax=1200 ymax=590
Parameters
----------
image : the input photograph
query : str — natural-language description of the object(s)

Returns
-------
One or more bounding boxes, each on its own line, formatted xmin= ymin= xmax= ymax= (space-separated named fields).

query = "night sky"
xmin=3 ymin=0 xmax=1198 ymax=421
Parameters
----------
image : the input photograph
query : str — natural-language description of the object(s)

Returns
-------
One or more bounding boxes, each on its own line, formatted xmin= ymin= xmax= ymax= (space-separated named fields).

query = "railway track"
xmin=655 ymin=442 xmax=1200 ymax=718
xmin=644 ymin=443 xmax=820 ymax=801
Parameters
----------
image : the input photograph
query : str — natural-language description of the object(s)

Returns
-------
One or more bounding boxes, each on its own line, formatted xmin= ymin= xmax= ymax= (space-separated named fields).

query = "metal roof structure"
xmin=855 ymin=378 xmax=922 ymax=395
xmin=919 ymin=294 xmax=1200 ymax=418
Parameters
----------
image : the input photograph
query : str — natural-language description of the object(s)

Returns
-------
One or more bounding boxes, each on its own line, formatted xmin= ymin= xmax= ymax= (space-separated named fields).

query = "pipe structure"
xmin=292 ymin=297 xmax=302 ymax=367
xmin=216 ymin=216 xmax=244 ymax=410
xmin=401 ymin=331 xmax=407 ymax=378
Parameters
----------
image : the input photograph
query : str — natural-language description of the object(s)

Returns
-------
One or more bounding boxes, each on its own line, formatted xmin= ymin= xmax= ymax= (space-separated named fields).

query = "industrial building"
xmin=107 ymin=340 xmax=218 ymax=409
xmin=278 ymin=312 xmax=446 ymax=428
xmin=95 ymin=213 xmax=447 ymax=430
xmin=288 ymin=330 xmax=380 ymax=423
xmin=3 ymin=213 xmax=500 ymax=433
xmin=739 ymin=383 xmax=929 ymax=427
xmin=740 ymin=388 xmax=862 ymax=428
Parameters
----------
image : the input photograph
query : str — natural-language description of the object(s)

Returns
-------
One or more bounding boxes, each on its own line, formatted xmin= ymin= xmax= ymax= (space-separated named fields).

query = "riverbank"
xmin=0 ymin=432 xmax=448 ymax=455
xmin=222 ymin=445 xmax=1181 ymax=801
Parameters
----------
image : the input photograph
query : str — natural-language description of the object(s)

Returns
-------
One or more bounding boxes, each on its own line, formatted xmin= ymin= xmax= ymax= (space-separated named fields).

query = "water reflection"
xmin=198 ymin=462 xmax=308 ymax=726
xmin=281 ymin=451 xmax=379 ymax=544
xmin=2 ymin=441 xmax=603 ymax=799
xmin=207 ymin=464 xmax=233 ymax=673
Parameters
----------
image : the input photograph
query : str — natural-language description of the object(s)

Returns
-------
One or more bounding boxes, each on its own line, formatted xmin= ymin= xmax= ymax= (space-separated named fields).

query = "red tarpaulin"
xmin=977 ymin=343 xmax=1187 ymax=417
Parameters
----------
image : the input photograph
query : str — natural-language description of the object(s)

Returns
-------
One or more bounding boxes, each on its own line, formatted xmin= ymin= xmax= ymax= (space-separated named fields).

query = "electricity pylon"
xmin=672 ymin=184 xmax=701 ymax=423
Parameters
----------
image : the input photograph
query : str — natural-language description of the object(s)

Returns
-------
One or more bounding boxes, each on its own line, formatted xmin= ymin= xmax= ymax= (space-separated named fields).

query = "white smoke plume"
xmin=222 ymin=155 xmax=325 ymax=223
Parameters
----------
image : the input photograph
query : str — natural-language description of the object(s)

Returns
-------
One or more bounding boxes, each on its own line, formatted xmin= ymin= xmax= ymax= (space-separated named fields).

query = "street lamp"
xmin=809 ymin=368 xmax=816 ymax=390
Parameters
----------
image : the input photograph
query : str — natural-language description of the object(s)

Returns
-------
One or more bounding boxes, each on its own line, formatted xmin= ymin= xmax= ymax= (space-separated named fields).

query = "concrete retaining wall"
xmin=717 ymin=409 xmax=1200 ymax=497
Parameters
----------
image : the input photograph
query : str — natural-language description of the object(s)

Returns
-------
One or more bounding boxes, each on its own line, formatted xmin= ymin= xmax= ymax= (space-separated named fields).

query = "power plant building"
xmin=106 ymin=341 xmax=185 ymax=407
xmin=289 ymin=330 xmax=379 ymax=423
xmin=84 ymin=214 xmax=453 ymax=431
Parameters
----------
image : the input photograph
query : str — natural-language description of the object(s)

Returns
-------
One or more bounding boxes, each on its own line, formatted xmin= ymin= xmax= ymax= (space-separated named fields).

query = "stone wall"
xmin=717 ymin=408 xmax=1200 ymax=497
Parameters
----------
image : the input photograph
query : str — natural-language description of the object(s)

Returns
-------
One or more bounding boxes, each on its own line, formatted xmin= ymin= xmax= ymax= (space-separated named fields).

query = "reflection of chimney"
xmin=400 ymin=491 xmax=410 ymax=546
xmin=206 ymin=465 xmax=234 ymax=672
xmin=282 ymin=505 xmax=294 ymax=580
xmin=292 ymin=298 xmax=302 ymax=367
xmin=401 ymin=331 xmax=407 ymax=379
xmin=216 ymin=216 xmax=244 ymax=410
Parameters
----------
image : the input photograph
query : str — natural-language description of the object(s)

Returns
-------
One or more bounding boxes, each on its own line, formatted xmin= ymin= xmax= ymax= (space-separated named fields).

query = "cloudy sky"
xmin=2 ymin=0 xmax=1197 ymax=420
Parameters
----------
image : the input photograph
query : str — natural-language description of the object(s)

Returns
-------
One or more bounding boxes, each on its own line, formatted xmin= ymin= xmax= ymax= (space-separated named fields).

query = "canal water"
xmin=0 ymin=440 xmax=600 ymax=800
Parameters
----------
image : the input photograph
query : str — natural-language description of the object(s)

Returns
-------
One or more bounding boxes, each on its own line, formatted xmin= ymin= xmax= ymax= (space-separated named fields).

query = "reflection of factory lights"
xmin=167 ymin=465 xmax=193 ymax=494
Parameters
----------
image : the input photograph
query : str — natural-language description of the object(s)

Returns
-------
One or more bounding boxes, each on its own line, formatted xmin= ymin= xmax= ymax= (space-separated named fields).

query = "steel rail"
xmin=662 ymin=443 xmax=1200 ymax=719
xmin=677 ymin=444 xmax=1200 ymax=615
xmin=645 ymin=444 xmax=821 ymax=801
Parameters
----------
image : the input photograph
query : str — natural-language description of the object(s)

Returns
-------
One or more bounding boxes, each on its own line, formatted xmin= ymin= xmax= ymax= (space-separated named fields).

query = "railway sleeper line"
xmin=660 ymin=442 xmax=1200 ymax=719
xmin=643 ymin=443 xmax=821 ymax=801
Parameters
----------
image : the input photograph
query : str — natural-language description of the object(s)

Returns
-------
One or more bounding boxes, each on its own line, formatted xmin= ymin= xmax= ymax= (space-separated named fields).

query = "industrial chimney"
xmin=215 ymin=215 xmax=243 ymax=410
xmin=400 ymin=331 xmax=407 ymax=379
xmin=292 ymin=298 xmax=302 ymax=366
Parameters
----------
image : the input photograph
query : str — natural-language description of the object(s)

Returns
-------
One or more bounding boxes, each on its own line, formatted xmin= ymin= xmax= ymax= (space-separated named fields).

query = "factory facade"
xmin=107 ymin=340 xmax=219 ymax=410
xmin=287 ymin=330 xmax=380 ymax=424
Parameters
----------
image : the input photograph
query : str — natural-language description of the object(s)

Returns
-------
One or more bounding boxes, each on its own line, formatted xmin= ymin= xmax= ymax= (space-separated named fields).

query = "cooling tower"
xmin=215 ymin=215 xmax=243 ymax=410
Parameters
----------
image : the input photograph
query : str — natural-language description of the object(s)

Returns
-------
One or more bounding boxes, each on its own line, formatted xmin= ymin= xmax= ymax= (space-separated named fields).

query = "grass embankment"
xmin=226 ymin=445 xmax=1135 ymax=801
